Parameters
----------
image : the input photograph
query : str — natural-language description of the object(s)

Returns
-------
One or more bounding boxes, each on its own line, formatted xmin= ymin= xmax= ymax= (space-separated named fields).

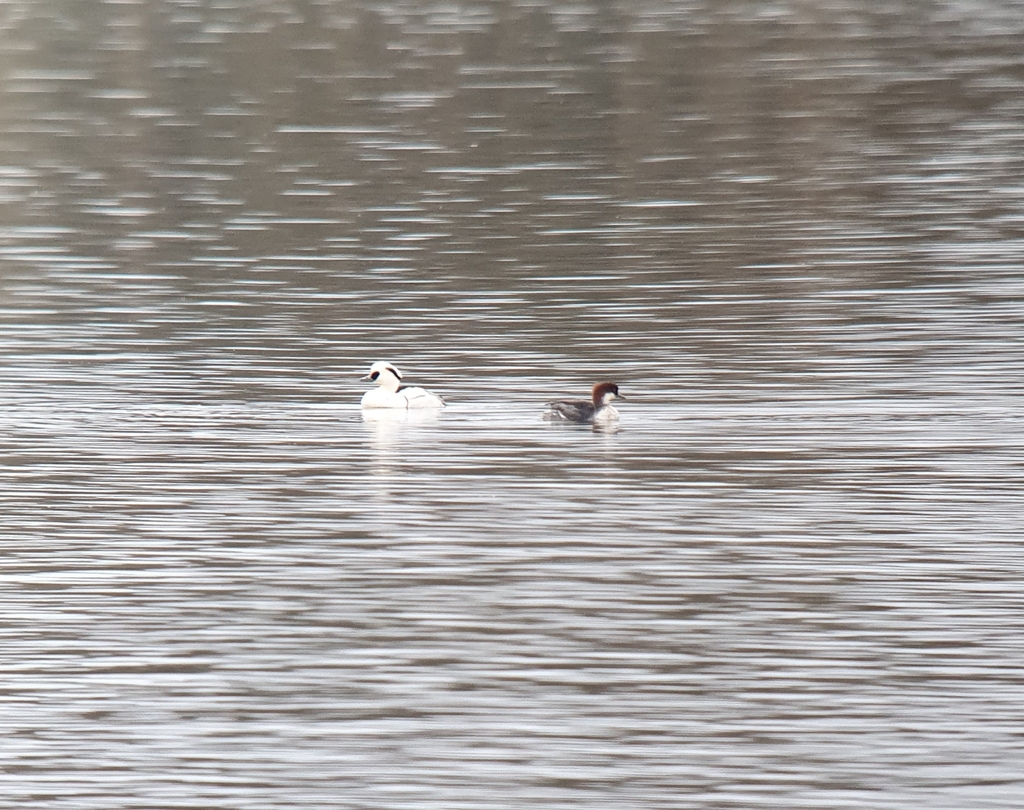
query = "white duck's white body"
xmin=360 ymin=361 xmax=445 ymax=409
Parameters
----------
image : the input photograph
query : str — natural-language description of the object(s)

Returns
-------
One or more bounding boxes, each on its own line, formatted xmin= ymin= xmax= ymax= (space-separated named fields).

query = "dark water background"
xmin=1 ymin=2 xmax=1023 ymax=807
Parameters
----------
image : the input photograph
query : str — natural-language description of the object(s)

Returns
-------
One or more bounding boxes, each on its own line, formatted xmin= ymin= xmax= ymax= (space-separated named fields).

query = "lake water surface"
xmin=1 ymin=2 xmax=1023 ymax=808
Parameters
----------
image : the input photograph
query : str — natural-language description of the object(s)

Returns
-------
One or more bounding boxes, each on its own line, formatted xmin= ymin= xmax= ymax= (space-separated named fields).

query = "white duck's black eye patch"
xmin=370 ymin=371 xmax=380 ymax=381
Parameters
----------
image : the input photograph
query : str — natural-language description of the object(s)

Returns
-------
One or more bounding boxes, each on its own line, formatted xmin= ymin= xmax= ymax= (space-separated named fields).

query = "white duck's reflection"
xmin=361 ymin=406 xmax=441 ymax=431
xmin=360 ymin=407 xmax=441 ymax=494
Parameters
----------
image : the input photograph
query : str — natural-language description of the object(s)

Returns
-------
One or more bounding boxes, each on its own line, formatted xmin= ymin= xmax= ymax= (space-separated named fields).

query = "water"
xmin=2 ymin=2 xmax=1024 ymax=808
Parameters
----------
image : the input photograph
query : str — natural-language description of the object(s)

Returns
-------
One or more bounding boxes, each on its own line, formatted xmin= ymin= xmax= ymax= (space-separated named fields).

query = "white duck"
xmin=360 ymin=361 xmax=445 ymax=409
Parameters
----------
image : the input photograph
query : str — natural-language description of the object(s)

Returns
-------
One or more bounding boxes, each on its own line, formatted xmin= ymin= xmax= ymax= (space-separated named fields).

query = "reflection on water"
xmin=362 ymin=406 xmax=443 ymax=482
xmin=2 ymin=2 xmax=1024 ymax=808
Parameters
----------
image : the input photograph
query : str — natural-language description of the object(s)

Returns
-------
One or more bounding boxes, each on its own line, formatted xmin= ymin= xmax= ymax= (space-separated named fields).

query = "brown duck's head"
xmin=592 ymin=382 xmax=623 ymax=406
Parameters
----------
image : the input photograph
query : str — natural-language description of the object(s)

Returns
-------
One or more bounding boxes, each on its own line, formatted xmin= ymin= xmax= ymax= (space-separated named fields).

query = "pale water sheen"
xmin=1 ymin=2 xmax=1024 ymax=808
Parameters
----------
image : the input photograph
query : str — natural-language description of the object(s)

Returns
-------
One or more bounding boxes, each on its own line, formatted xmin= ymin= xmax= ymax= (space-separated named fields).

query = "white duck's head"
xmin=361 ymin=361 xmax=403 ymax=393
